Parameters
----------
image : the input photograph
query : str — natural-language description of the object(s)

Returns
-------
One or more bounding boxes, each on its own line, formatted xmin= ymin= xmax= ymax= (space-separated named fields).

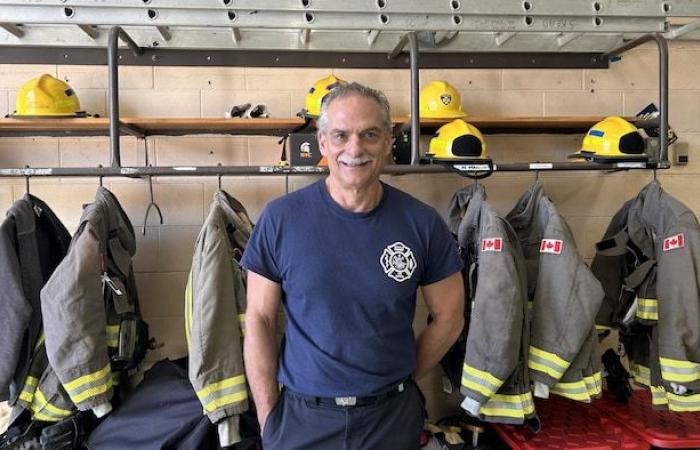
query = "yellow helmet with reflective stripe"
xmin=300 ymin=74 xmax=346 ymax=118
xmin=428 ymin=119 xmax=487 ymax=161
xmin=420 ymin=80 xmax=467 ymax=119
xmin=14 ymin=74 xmax=82 ymax=117
xmin=575 ymin=116 xmax=647 ymax=160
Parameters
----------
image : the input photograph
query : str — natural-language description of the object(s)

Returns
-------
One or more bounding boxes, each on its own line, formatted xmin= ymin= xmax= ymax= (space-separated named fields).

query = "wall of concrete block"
xmin=1 ymin=40 xmax=699 ymax=421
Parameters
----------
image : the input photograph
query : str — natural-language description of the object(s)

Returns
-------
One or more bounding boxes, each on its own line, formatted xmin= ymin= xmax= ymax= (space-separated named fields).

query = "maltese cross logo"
xmin=380 ymin=242 xmax=416 ymax=282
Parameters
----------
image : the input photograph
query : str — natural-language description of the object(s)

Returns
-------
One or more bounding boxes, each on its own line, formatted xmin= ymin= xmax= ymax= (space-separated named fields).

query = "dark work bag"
xmin=86 ymin=358 xmax=260 ymax=450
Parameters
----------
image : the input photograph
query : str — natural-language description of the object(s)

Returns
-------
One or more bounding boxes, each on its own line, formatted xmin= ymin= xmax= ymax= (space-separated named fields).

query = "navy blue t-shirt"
xmin=241 ymin=180 xmax=462 ymax=397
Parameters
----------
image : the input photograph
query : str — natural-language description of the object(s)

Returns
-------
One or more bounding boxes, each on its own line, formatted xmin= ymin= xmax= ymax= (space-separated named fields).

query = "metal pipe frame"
xmin=389 ymin=32 xmax=419 ymax=165
xmin=605 ymin=33 xmax=668 ymax=163
xmin=1 ymin=162 xmax=663 ymax=178
xmin=108 ymin=26 xmax=143 ymax=168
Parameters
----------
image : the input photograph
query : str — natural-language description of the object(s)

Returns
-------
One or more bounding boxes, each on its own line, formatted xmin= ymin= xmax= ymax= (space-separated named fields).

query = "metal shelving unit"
xmin=0 ymin=1 xmax=681 ymax=179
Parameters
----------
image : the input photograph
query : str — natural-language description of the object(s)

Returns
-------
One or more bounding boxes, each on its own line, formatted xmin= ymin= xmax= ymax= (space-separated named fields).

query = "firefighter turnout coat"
xmin=185 ymin=190 xmax=253 ymax=447
xmin=447 ymin=184 xmax=536 ymax=424
xmin=40 ymin=187 xmax=145 ymax=418
xmin=506 ymin=181 xmax=604 ymax=402
xmin=593 ymin=181 xmax=700 ymax=411
xmin=0 ymin=194 xmax=74 ymax=423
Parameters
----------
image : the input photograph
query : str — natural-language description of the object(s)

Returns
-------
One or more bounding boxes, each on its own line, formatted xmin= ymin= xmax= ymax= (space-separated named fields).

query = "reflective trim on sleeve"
xmin=479 ymin=392 xmax=535 ymax=421
xmin=106 ymin=324 xmax=120 ymax=348
xmin=461 ymin=364 xmax=504 ymax=398
xmin=34 ymin=333 xmax=45 ymax=350
xmin=550 ymin=380 xmax=590 ymax=402
xmin=668 ymin=391 xmax=700 ymax=412
xmin=63 ymin=363 xmax=113 ymax=405
xmin=636 ymin=297 xmax=658 ymax=321
xmin=660 ymin=357 xmax=700 ymax=383
xmin=631 ymin=364 xmax=651 ymax=386
xmin=31 ymin=389 xmax=73 ymax=420
xmin=18 ymin=376 xmax=39 ymax=404
xmin=595 ymin=324 xmax=613 ymax=332
xmin=528 ymin=346 xmax=569 ymax=380
xmin=196 ymin=375 xmax=248 ymax=413
xmin=584 ymin=372 xmax=603 ymax=397
xmin=651 ymin=386 xmax=669 ymax=406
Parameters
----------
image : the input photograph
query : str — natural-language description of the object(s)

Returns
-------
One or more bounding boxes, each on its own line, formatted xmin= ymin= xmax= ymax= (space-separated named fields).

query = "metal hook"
xmin=142 ymin=164 xmax=164 ymax=236
xmin=535 ymin=170 xmax=540 ymax=182
xmin=98 ymin=164 xmax=104 ymax=187
xmin=142 ymin=139 xmax=163 ymax=235
xmin=25 ymin=165 xmax=30 ymax=195
xmin=217 ymin=163 xmax=223 ymax=191
xmin=653 ymin=168 xmax=658 ymax=183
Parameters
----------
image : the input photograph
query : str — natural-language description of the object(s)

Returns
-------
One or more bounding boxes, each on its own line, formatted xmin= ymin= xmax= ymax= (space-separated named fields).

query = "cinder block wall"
xmin=1 ymin=41 xmax=699 ymax=421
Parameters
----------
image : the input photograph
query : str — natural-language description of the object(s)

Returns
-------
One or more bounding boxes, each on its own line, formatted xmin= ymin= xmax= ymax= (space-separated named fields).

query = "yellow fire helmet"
xmin=428 ymin=119 xmax=487 ymax=161
xmin=300 ymin=74 xmax=346 ymax=118
xmin=14 ymin=74 xmax=83 ymax=117
xmin=572 ymin=116 xmax=647 ymax=161
xmin=419 ymin=80 xmax=467 ymax=119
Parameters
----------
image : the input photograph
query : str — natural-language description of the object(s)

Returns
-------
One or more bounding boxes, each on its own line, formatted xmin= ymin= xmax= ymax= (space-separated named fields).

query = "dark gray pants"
xmin=262 ymin=379 xmax=425 ymax=450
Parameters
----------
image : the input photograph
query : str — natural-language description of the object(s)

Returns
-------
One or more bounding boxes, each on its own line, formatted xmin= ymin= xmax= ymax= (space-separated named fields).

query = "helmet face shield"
xmin=428 ymin=119 xmax=487 ymax=161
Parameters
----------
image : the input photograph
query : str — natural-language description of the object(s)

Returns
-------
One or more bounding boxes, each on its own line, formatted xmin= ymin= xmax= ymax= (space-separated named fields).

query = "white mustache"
xmin=338 ymin=156 xmax=374 ymax=166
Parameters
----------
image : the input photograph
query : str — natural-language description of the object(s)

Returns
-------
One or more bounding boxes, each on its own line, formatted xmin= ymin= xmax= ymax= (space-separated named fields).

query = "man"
xmin=241 ymin=82 xmax=464 ymax=450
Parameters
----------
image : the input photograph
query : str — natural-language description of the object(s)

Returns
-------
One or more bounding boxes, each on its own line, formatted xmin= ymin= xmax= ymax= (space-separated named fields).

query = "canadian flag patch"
xmin=663 ymin=233 xmax=685 ymax=251
xmin=481 ymin=237 xmax=503 ymax=252
xmin=540 ymin=239 xmax=563 ymax=255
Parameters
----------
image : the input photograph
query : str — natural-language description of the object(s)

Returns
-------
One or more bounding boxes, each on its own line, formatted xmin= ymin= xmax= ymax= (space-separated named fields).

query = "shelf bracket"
xmin=389 ymin=32 xmax=419 ymax=165
xmin=1 ymin=24 xmax=24 ymax=38
xmin=606 ymin=33 xmax=668 ymax=163
xmin=231 ymin=27 xmax=241 ymax=44
xmin=494 ymin=32 xmax=517 ymax=47
xmin=156 ymin=26 xmax=171 ymax=42
xmin=666 ymin=19 xmax=700 ymax=40
xmin=108 ymin=27 xmax=144 ymax=169
xmin=367 ymin=29 xmax=380 ymax=46
xmin=556 ymin=32 xmax=583 ymax=49
xmin=78 ymin=25 xmax=99 ymax=40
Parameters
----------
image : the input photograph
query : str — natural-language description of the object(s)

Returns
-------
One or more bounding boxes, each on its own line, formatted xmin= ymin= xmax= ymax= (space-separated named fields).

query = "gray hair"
xmin=316 ymin=82 xmax=392 ymax=134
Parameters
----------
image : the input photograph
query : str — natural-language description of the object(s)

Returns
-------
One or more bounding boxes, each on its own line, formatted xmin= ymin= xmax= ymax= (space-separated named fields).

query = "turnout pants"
xmin=262 ymin=379 xmax=425 ymax=450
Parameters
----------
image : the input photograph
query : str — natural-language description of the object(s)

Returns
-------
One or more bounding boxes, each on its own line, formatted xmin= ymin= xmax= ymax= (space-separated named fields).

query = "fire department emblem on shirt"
xmin=380 ymin=242 xmax=416 ymax=282
xmin=440 ymin=94 xmax=452 ymax=105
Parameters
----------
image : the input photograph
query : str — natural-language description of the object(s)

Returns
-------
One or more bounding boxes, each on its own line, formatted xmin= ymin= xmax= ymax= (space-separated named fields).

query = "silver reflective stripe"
xmin=662 ymin=365 xmax=698 ymax=376
xmin=198 ymin=382 xmax=247 ymax=408
xmin=553 ymin=384 xmax=588 ymax=394
xmin=529 ymin=354 xmax=564 ymax=374
xmin=461 ymin=371 xmax=500 ymax=393
xmin=335 ymin=396 xmax=357 ymax=406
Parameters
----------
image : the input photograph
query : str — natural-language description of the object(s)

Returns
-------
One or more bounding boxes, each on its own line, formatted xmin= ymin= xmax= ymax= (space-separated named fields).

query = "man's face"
xmin=317 ymin=94 xmax=392 ymax=192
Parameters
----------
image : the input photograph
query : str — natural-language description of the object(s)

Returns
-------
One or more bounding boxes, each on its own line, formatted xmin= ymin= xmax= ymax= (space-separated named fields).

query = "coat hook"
xmin=217 ymin=162 xmax=223 ymax=191
xmin=25 ymin=165 xmax=31 ymax=195
xmin=98 ymin=164 xmax=104 ymax=187
xmin=142 ymin=164 xmax=164 ymax=236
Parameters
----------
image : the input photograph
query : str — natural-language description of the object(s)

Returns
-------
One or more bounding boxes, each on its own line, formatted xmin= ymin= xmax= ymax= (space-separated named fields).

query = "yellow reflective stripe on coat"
xmin=184 ymin=270 xmax=193 ymax=347
xmin=479 ymin=392 xmax=535 ymax=419
xmin=461 ymin=364 xmax=504 ymax=398
xmin=630 ymin=364 xmax=651 ymax=386
xmin=18 ymin=376 xmax=39 ymax=404
xmin=63 ymin=363 xmax=113 ymax=404
xmin=668 ymin=391 xmax=700 ymax=412
xmin=651 ymin=386 xmax=668 ymax=406
xmin=584 ymin=372 xmax=603 ymax=397
xmin=636 ymin=297 xmax=658 ymax=321
xmin=551 ymin=380 xmax=590 ymax=402
xmin=238 ymin=314 xmax=246 ymax=336
xmin=660 ymin=357 xmax=700 ymax=383
xmin=34 ymin=333 xmax=45 ymax=350
xmin=595 ymin=324 xmax=613 ymax=332
xmin=196 ymin=375 xmax=248 ymax=413
xmin=106 ymin=324 xmax=120 ymax=348
xmin=32 ymin=389 xmax=72 ymax=418
xmin=528 ymin=346 xmax=569 ymax=379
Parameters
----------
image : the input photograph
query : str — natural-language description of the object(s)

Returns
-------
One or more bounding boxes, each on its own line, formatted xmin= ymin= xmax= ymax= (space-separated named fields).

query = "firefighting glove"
xmin=228 ymin=103 xmax=251 ymax=118
xmin=602 ymin=349 xmax=632 ymax=403
xmin=39 ymin=412 xmax=95 ymax=450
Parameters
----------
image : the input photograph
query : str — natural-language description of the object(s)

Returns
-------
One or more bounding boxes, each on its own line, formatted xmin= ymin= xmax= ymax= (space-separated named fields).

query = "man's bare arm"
xmin=244 ymin=270 xmax=283 ymax=432
xmin=414 ymin=272 xmax=465 ymax=380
